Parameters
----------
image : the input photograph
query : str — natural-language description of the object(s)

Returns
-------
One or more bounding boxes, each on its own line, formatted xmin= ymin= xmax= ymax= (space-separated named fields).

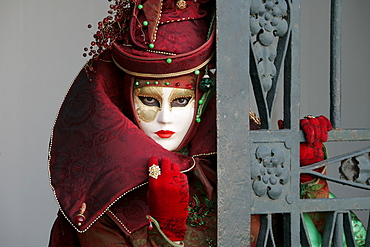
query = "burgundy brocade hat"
xmin=111 ymin=0 xmax=215 ymax=78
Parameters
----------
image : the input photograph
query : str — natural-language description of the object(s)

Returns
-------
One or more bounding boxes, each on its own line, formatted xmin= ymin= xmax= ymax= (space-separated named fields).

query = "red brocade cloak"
xmin=48 ymin=51 xmax=218 ymax=235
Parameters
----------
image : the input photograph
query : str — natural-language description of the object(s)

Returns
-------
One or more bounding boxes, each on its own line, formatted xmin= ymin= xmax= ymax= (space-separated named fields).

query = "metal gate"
xmin=216 ymin=0 xmax=370 ymax=246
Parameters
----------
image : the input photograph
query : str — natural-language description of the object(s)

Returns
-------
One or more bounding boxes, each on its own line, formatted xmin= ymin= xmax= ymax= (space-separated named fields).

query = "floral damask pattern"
xmin=187 ymin=194 xmax=215 ymax=229
xmin=251 ymin=145 xmax=290 ymax=199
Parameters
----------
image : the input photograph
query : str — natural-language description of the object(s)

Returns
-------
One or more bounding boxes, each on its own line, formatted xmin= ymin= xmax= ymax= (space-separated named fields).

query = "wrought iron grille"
xmin=216 ymin=0 xmax=370 ymax=246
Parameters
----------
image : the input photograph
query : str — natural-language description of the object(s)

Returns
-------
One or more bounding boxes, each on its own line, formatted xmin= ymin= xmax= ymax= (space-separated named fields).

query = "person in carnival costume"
xmin=49 ymin=1 xmax=221 ymax=245
xmin=48 ymin=0 xmax=366 ymax=246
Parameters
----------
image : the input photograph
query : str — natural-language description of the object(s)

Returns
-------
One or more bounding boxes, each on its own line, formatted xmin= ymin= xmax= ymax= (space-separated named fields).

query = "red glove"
xmin=300 ymin=115 xmax=332 ymax=144
xmin=147 ymin=157 xmax=189 ymax=241
xmin=300 ymin=116 xmax=332 ymax=183
xmin=299 ymin=115 xmax=332 ymax=166
xmin=278 ymin=116 xmax=332 ymax=183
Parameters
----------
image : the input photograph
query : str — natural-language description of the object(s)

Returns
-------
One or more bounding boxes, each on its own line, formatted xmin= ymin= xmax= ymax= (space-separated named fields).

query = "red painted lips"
xmin=155 ymin=130 xmax=175 ymax=138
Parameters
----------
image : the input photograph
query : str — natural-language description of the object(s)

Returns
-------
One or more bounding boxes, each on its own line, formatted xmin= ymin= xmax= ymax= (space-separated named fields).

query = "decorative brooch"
xmin=149 ymin=164 xmax=161 ymax=179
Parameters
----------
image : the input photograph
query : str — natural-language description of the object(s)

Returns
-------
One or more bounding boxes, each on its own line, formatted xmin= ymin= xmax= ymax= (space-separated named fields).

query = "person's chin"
xmin=157 ymin=140 xmax=178 ymax=151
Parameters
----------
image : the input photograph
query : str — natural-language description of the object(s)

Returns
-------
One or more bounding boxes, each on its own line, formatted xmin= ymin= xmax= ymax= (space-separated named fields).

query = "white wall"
xmin=0 ymin=1 xmax=369 ymax=246
xmin=0 ymin=1 xmax=109 ymax=246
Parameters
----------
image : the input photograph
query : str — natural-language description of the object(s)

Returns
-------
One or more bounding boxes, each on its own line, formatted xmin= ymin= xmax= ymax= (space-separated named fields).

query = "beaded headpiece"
xmin=85 ymin=0 xmax=215 ymax=79
xmin=133 ymin=74 xmax=197 ymax=90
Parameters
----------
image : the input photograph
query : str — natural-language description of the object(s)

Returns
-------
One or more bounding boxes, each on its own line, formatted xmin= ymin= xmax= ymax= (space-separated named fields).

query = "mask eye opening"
xmin=171 ymin=96 xmax=193 ymax=107
xmin=138 ymin=96 xmax=161 ymax=107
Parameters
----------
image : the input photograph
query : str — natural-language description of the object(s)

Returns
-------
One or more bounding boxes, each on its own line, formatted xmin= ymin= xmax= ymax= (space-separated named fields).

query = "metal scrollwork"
xmin=249 ymin=0 xmax=290 ymax=129
xmin=250 ymin=0 xmax=289 ymax=92
xmin=251 ymin=145 xmax=290 ymax=199
xmin=340 ymin=152 xmax=370 ymax=185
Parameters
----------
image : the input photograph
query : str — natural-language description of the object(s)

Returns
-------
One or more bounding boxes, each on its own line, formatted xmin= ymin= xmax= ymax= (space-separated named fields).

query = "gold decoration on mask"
xmin=134 ymin=87 xmax=162 ymax=123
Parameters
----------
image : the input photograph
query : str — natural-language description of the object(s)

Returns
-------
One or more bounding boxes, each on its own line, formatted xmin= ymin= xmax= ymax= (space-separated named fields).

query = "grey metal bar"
xmin=299 ymin=129 xmax=370 ymax=142
xmin=216 ymin=0 xmax=251 ymax=245
xmin=322 ymin=212 xmax=336 ymax=247
xmin=298 ymin=197 xmax=370 ymax=212
xmin=300 ymin=146 xmax=370 ymax=170
xmin=365 ymin=212 xmax=370 ymax=246
xmin=333 ymin=213 xmax=344 ymax=246
xmin=284 ymin=10 xmax=302 ymax=246
xmin=343 ymin=212 xmax=357 ymax=247
xmin=257 ymin=214 xmax=276 ymax=246
xmin=250 ymin=128 xmax=370 ymax=143
xmin=251 ymin=126 xmax=370 ymax=142
xmin=250 ymin=202 xmax=292 ymax=215
xmin=330 ymin=0 xmax=342 ymax=128
xmin=300 ymin=170 xmax=370 ymax=191
xmin=327 ymin=129 xmax=370 ymax=142
xmin=298 ymin=129 xmax=370 ymax=142
xmin=285 ymin=0 xmax=301 ymax=133
xmin=252 ymin=196 xmax=370 ymax=214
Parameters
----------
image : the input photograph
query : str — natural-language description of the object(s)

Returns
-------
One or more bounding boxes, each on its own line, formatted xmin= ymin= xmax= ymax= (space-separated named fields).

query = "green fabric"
xmin=300 ymin=186 xmax=367 ymax=246
xmin=302 ymin=213 xmax=322 ymax=247
xmin=329 ymin=193 xmax=367 ymax=246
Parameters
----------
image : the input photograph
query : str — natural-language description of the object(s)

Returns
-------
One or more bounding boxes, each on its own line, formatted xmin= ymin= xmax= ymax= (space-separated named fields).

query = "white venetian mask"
xmin=133 ymin=86 xmax=195 ymax=151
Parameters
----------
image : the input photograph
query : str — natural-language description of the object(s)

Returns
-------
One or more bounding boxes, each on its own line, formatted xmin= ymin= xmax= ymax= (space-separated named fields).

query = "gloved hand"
xmin=299 ymin=115 xmax=332 ymax=166
xmin=300 ymin=115 xmax=332 ymax=144
xmin=278 ymin=116 xmax=332 ymax=183
xmin=147 ymin=157 xmax=189 ymax=241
